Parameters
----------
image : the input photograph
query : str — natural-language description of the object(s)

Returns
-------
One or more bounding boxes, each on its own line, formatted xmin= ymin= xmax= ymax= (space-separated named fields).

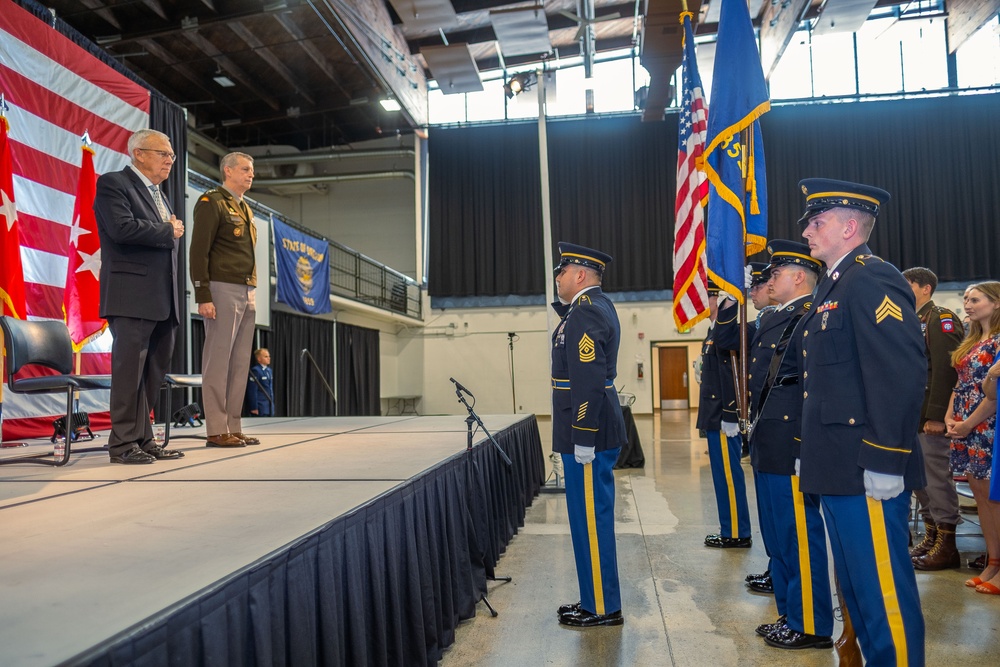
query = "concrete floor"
xmin=440 ymin=410 xmax=1000 ymax=666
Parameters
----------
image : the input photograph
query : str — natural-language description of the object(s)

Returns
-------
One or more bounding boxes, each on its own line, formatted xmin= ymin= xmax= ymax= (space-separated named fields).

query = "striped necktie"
xmin=149 ymin=185 xmax=167 ymax=221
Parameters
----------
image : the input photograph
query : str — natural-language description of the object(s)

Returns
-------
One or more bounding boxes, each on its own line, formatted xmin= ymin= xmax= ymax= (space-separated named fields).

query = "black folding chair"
xmin=0 ymin=316 xmax=111 ymax=466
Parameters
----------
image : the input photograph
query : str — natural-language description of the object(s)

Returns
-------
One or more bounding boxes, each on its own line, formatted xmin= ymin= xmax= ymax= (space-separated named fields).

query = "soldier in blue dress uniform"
xmin=747 ymin=241 xmax=834 ymax=650
xmin=698 ymin=280 xmax=752 ymax=548
xmin=550 ymin=242 xmax=628 ymax=628
xmin=797 ymin=179 xmax=926 ymax=665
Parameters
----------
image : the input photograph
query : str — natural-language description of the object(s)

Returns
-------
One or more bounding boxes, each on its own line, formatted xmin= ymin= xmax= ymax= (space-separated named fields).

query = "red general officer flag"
xmin=63 ymin=143 xmax=106 ymax=349
xmin=0 ymin=115 xmax=27 ymax=319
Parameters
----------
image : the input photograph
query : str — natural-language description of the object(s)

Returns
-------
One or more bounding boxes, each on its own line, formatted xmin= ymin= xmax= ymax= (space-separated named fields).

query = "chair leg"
xmin=57 ymin=388 xmax=73 ymax=466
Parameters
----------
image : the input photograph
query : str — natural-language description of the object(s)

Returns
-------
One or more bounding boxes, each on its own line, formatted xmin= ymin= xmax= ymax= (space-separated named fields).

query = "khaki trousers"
xmin=202 ymin=282 xmax=256 ymax=436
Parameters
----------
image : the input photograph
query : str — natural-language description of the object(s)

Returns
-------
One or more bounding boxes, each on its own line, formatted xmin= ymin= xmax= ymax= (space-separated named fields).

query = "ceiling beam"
xmin=182 ymin=30 xmax=282 ymax=111
xmin=228 ymin=21 xmax=317 ymax=106
xmin=77 ymin=0 xmax=121 ymax=31
xmin=272 ymin=11 xmax=353 ymax=100
xmin=945 ymin=0 xmax=1000 ymax=53
xmin=138 ymin=0 xmax=168 ymax=22
xmin=759 ymin=0 xmax=810 ymax=79
xmin=134 ymin=37 xmax=243 ymax=117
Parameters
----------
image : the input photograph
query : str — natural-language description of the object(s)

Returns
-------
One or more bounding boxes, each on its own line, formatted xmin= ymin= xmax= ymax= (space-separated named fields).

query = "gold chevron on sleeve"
xmin=577 ymin=402 xmax=588 ymax=421
xmin=578 ymin=333 xmax=596 ymax=362
xmin=875 ymin=296 xmax=903 ymax=324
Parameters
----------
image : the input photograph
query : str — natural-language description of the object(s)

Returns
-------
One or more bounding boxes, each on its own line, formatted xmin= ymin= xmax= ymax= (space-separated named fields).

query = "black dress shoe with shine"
xmin=747 ymin=574 xmax=774 ymax=594
xmin=764 ymin=626 xmax=833 ymax=650
xmin=557 ymin=602 xmax=581 ymax=616
xmin=755 ymin=615 xmax=786 ymax=638
xmin=110 ymin=445 xmax=155 ymax=465
xmin=558 ymin=609 xmax=624 ymax=628
xmin=145 ymin=444 xmax=185 ymax=460
xmin=745 ymin=569 xmax=769 ymax=583
xmin=704 ymin=534 xmax=752 ymax=548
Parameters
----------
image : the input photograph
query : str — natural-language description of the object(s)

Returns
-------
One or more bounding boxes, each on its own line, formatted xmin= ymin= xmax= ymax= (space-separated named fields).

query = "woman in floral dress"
xmin=946 ymin=281 xmax=1000 ymax=594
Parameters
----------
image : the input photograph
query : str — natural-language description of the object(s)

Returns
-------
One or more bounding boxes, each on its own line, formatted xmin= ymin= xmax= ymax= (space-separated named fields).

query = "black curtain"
xmin=429 ymin=93 xmax=1000 ymax=297
xmin=336 ymin=323 xmax=380 ymax=416
xmin=272 ymin=312 xmax=336 ymax=417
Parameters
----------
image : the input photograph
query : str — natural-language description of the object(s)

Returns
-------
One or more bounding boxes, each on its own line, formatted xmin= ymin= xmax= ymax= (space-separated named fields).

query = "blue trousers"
xmin=705 ymin=430 xmax=751 ymax=538
xmin=753 ymin=468 xmax=774 ymax=564
xmin=758 ymin=472 xmax=832 ymax=636
xmin=823 ymin=493 xmax=925 ymax=666
xmin=562 ymin=448 xmax=622 ymax=616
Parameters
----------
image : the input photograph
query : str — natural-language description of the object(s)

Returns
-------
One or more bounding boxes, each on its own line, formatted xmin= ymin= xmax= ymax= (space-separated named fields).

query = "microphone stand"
xmin=506 ymin=332 xmax=517 ymax=413
xmin=452 ymin=382 xmax=512 ymax=617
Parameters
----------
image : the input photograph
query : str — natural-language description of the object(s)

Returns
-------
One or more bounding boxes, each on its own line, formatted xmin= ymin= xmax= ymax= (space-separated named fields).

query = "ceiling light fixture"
xmin=380 ymin=97 xmax=402 ymax=111
xmin=503 ymin=72 xmax=536 ymax=99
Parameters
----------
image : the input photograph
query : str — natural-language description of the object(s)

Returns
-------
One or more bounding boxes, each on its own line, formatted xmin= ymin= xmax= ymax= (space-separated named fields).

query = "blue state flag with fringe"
xmin=272 ymin=214 xmax=332 ymax=315
xmin=703 ymin=0 xmax=770 ymax=302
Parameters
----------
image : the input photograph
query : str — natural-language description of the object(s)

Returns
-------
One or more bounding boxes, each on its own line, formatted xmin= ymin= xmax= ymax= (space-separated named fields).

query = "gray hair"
xmin=220 ymin=152 xmax=254 ymax=171
xmin=127 ymin=129 xmax=170 ymax=158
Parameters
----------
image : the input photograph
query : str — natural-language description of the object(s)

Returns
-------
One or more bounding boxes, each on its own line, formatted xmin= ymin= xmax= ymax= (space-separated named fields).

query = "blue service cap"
xmin=764 ymin=239 xmax=824 ymax=274
xmin=554 ymin=242 xmax=612 ymax=275
xmin=748 ymin=262 xmax=771 ymax=287
xmin=797 ymin=178 xmax=891 ymax=227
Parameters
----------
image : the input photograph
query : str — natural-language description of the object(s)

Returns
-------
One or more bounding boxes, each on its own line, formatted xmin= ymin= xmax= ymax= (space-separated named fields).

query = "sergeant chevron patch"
xmin=875 ymin=296 xmax=903 ymax=323
xmin=579 ymin=333 xmax=596 ymax=362
xmin=577 ymin=402 xmax=588 ymax=421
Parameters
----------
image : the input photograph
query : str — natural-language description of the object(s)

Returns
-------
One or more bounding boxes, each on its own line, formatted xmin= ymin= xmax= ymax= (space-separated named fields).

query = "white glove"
xmin=794 ymin=458 xmax=801 ymax=477
xmin=744 ymin=264 xmax=754 ymax=290
xmin=863 ymin=470 xmax=905 ymax=501
xmin=721 ymin=420 xmax=740 ymax=438
xmin=574 ymin=444 xmax=596 ymax=465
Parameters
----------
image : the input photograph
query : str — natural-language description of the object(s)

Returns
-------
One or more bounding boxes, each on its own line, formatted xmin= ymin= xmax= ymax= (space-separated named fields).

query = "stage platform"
xmin=0 ymin=415 xmax=545 ymax=666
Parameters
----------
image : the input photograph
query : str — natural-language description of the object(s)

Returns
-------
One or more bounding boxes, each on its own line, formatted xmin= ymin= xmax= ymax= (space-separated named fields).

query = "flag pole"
xmin=738 ymin=125 xmax=751 ymax=434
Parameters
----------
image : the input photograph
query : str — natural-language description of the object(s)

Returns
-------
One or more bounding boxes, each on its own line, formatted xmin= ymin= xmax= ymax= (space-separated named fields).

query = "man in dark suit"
xmin=551 ymin=242 xmax=627 ymax=629
xmin=798 ymin=178 xmax=926 ymax=664
xmin=94 ymin=129 xmax=185 ymax=464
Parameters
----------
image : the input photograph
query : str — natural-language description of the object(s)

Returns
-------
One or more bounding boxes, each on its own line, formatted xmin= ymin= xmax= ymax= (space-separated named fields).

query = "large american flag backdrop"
xmin=1 ymin=1 xmax=150 ymax=439
xmin=672 ymin=12 xmax=710 ymax=332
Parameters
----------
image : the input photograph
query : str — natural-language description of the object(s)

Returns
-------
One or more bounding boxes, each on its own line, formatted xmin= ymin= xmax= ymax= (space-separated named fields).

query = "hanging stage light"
xmin=503 ymin=72 xmax=537 ymax=99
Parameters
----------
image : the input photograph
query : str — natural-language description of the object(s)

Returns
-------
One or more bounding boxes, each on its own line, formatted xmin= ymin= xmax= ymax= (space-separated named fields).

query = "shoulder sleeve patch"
xmin=198 ymin=196 xmax=209 ymax=202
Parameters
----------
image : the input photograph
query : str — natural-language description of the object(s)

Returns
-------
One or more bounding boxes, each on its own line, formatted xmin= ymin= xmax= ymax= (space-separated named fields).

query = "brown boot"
xmin=910 ymin=519 xmax=937 ymax=560
xmin=913 ymin=523 xmax=961 ymax=570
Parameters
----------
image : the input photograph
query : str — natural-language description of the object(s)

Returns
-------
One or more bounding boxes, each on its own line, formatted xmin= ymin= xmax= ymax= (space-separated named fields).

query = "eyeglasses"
xmin=137 ymin=147 xmax=176 ymax=161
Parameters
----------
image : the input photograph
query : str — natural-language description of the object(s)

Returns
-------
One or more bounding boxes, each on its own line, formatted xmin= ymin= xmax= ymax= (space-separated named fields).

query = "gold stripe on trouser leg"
xmin=720 ymin=433 xmax=738 ymax=537
xmin=584 ymin=463 xmax=605 ymax=615
xmin=791 ymin=475 xmax=815 ymax=635
xmin=866 ymin=496 xmax=908 ymax=666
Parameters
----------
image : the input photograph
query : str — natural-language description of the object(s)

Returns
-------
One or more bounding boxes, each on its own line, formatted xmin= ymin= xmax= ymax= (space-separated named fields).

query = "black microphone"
xmin=450 ymin=377 xmax=472 ymax=395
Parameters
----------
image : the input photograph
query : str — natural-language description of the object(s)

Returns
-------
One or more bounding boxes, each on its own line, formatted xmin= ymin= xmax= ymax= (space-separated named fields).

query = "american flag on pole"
xmin=672 ymin=12 xmax=710 ymax=332
xmin=0 ymin=2 xmax=150 ymax=438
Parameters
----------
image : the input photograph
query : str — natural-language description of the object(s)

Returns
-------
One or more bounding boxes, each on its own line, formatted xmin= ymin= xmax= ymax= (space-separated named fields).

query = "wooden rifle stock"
xmin=834 ymin=574 xmax=863 ymax=666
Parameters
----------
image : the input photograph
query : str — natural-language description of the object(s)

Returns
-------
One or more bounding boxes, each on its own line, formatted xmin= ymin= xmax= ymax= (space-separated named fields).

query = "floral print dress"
xmin=950 ymin=334 xmax=1000 ymax=479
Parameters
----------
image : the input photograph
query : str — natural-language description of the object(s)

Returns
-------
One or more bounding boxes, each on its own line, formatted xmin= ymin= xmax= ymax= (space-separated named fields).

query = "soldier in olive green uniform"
xmin=190 ymin=152 xmax=260 ymax=448
xmin=902 ymin=267 xmax=965 ymax=570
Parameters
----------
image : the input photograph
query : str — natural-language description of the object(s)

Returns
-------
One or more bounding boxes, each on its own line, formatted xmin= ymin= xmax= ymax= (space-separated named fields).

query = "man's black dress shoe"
xmin=557 ymin=602 xmax=581 ymax=616
xmin=704 ymin=534 xmax=752 ymax=548
xmin=747 ymin=574 xmax=774 ymax=594
xmin=110 ymin=446 xmax=155 ymax=465
xmin=558 ymin=609 xmax=624 ymax=627
xmin=745 ymin=569 xmax=769 ymax=583
xmin=764 ymin=626 xmax=833 ymax=650
xmin=145 ymin=444 xmax=185 ymax=460
xmin=755 ymin=615 xmax=786 ymax=638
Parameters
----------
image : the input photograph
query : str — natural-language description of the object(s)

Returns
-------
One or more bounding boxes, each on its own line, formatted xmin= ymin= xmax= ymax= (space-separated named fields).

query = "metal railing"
xmin=188 ymin=171 xmax=422 ymax=320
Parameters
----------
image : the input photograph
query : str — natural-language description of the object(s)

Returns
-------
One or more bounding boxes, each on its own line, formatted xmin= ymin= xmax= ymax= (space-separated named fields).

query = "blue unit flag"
xmin=272 ymin=214 xmax=331 ymax=314
xmin=703 ymin=0 xmax=771 ymax=302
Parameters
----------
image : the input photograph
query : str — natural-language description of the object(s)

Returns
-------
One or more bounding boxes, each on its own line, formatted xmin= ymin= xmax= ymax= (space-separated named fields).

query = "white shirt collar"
xmin=128 ymin=163 xmax=155 ymax=189
xmin=569 ymin=285 xmax=600 ymax=303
